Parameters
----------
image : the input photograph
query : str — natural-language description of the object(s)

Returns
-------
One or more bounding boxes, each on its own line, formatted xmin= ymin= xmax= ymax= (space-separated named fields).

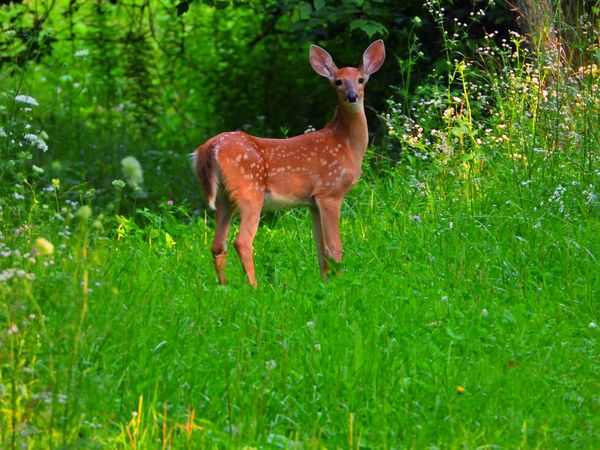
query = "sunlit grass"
xmin=1 ymin=147 xmax=598 ymax=447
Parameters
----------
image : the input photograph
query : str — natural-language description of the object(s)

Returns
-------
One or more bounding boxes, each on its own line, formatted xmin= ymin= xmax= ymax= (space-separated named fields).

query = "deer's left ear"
xmin=360 ymin=40 xmax=385 ymax=76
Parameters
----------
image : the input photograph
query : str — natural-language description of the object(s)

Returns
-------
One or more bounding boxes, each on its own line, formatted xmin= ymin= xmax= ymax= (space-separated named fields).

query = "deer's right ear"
xmin=310 ymin=45 xmax=338 ymax=80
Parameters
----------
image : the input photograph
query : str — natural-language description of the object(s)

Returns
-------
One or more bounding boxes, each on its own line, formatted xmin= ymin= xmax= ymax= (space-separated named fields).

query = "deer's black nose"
xmin=346 ymin=91 xmax=358 ymax=103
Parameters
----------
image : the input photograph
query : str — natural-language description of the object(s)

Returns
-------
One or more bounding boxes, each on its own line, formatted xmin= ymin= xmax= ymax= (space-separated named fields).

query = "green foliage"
xmin=0 ymin=0 xmax=517 ymax=204
xmin=177 ymin=0 xmax=392 ymax=40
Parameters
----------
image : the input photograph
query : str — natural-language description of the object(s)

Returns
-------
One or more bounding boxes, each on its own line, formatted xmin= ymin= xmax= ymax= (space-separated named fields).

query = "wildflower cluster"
xmin=23 ymin=132 xmax=49 ymax=152
xmin=1 ymin=92 xmax=50 ymax=197
xmin=547 ymin=184 xmax=567 ymax=214
xmin=533 ymin=181 xmax=598 ymax=221
xmin=383 ymin=4 xmax=599 ymax=191
xmin=0 ymin=234 xmax=57 ymax=285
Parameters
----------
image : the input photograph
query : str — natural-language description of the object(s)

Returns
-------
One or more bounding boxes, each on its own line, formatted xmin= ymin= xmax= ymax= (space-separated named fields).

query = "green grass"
xmin=1 ymin=154 xmax=598 ymax=448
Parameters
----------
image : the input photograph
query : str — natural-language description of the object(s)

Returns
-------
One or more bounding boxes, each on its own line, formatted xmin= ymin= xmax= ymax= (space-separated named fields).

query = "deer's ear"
xmin=310 ymin=45 xmax=338 ymax=80
xmin=360 ymin=40 xmax=385 ymax=76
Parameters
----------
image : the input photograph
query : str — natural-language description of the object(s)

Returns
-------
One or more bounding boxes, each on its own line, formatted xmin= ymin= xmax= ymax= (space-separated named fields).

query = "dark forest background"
xmin=0 ymin=0 xmax=597 ymax=204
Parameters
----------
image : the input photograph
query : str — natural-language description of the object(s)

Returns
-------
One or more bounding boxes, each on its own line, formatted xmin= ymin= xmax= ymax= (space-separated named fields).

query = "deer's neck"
xmin=327 ymin=102 xmax=369 ymax=158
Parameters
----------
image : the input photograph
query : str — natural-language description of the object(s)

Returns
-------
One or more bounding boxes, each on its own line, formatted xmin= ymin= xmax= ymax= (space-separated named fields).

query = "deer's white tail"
xmin=192 ymin=142 xmax=219 ymax=210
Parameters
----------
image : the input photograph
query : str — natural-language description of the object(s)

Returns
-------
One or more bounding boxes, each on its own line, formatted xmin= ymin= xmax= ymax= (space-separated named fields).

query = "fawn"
xmin=193 ymin=40 xmax=385 ymax=287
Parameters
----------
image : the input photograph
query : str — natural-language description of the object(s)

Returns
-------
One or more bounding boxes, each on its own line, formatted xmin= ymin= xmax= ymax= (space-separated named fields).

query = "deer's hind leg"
xmin=233 ymin=195 xmax=263 ymax=288
xmin=215 ymin=139 xmax=266 ymax=288
xmin=211 ymin=195 xmax=233 ymax=285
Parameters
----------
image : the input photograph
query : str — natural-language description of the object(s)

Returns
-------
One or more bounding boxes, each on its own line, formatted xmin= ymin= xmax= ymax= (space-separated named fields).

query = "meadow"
xmin=1 ymin=0 xmax=599 ymax=448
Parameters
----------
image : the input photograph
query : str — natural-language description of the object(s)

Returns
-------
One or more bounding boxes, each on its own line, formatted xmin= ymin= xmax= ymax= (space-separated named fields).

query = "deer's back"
xmin=206 ymin=130 xmax=356 ymax=209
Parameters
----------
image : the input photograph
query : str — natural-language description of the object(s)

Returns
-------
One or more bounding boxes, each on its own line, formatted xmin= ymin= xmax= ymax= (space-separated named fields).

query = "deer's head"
xmin=309 ymin=40 xmax=386 ymax=107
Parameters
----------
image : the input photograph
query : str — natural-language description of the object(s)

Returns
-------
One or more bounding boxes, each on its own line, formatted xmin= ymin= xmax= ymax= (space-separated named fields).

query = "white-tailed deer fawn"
xmin=193 ymin=40 xmax=385 ymax=287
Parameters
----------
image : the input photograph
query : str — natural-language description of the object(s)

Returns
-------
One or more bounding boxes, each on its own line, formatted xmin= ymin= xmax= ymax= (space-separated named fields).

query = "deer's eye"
xmin=358 ymin=77 xmax=365 ymax=84
xmin=335 ymin=80 xmax=342 ymax=86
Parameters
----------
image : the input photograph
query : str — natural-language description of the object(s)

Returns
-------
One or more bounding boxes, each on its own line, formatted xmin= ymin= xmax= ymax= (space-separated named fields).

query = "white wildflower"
xmin=15 ymin=95 xmax=39 ymax=106
xmin=265 ymin=360 xmax=277 ymax=370
xmin=121 ymin=156 xmax=144 ymax=189
xmin=112 ymin=179 xmax=126 ymax=189
xmin=1 ymin=269 xmax=16 ymax=282
xmin=23 ymin=133 xmax=48 ymax=152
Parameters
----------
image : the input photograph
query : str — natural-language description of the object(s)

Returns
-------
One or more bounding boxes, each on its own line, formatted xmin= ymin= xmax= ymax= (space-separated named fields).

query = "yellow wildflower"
xmin=35 ymin=237 xmax=54 ymax=256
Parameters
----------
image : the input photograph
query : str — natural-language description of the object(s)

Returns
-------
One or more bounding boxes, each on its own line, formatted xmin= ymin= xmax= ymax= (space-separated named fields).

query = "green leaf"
xmin=351 ymin=321 xmax=363 ymax=371
xmin=349 ymin=19 xmax=387 ymax=38
xmin=445 ymin=327 xmax=464 ymax=341
xmin=297 ymin=2 xmax=313 ymax=20
xmin=213 ymin=0 xmax=229 ymax=9
xmin=314 ymin=0 xmax=326 ymax=11
xmin=450 ymin=124 xmax=470 ymax=138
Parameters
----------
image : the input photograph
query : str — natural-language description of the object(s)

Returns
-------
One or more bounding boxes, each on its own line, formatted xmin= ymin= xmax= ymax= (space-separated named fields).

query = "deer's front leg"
xmin=310 ymin=205 xmax=329 ymax=279
xmin=314 ymin=196 xmax=343 ymax=275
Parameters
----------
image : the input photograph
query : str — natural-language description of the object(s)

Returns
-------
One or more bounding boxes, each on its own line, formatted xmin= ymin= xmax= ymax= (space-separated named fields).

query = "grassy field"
xmin=1 ymin=149 xmax=598 ymax=447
